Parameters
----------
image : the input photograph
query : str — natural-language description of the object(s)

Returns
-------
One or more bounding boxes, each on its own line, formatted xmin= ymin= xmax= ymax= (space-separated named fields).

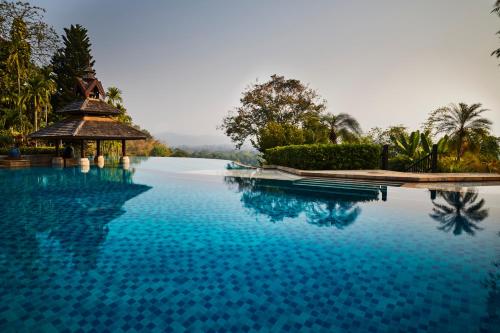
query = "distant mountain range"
xmin=154 ymin=132 xmax=255 ymax=151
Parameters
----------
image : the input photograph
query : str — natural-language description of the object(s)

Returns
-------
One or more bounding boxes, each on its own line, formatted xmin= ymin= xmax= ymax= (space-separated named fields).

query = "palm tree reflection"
xmin=225 ymin=177 xmax=383 ymax=227
xmin=429 ymin=189 xmax=488 ymax=236
xmin=306 ymin=201 xmax=361 ymax=228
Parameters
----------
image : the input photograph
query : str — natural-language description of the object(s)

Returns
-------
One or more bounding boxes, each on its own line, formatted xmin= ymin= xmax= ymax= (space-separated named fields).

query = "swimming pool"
xmin=0 ymin=157 xmax=498 ymax=332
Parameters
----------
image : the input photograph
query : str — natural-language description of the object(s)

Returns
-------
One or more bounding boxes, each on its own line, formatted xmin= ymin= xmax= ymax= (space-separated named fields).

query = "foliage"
xmin=420 ymin=131 xmax=449 ymax=155
xmin=149 ymin=143 xmax=171 ymax=157
xmin=492 ymin=0 xmax=500 ymax=61
xmin=320 ymin=112 xmax=362 ymax=144
xmin=257 ymin=122 xmax=305 ymax=153
xmin=426 ymin=103 xmax=492 ymax=161
xmin=51 ymin=24 xmax=94 ymax=110
xmin=186 ymin=149 xmax=260 ymax=166
xmin=170 ymin=148 xmax=190 ymax=157
xmin=390 ymin=130 xmax=421 ymax=160
xmin=0 ymin=1 xmax=58 ymax=64
xmin=220 ymin=74 xmax=326 ymax=150
xmin=21 ymin=70 xmax=56 ymax=131
xmin=388 ymin=155 xmax=412 ymax=171
xmin=0 ymin=145 xmax=54 ymax=155
xmin=365 ymin=125 xmax=408 ymax=146
xmin=264 ymin=143 xmax=380 ymax=170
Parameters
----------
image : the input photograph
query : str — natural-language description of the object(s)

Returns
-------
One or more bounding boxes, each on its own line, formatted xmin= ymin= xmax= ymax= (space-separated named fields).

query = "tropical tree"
xmin=51 ymin=24 xmax=94 ymax=110
xmin=220 ymin=74 xmax=326 ymax=150
xmin=492 ymin=0 xmax=500 ymax=61
xmin=106 ymin=86 xmax=123 ymax=107
xmin=390 ymin=130 xmax=421 ymax=160
xmin=430 ymin=190 xmax=488 ymax=236
xmin=320 ymin=113 xmax=362 ymax=144
xmin=21 ymin=72 xmax=56 ymax=132
xmin=426 ymin=103 xmax=492 ymax=161
xmin=0 ymin=1 xmax=58 ymax=64
xmin=6 ymin=17 xmax=31 ymax=132
xmin=420 ymin=131 xmax=449 ymax=155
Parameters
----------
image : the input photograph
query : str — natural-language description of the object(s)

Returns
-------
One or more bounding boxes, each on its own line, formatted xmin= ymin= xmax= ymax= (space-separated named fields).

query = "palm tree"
xmin=427 ymin=103 xmax=492 ymax=161
xmin=21 ymin=74 xmax=56 ymax=132
xmin=429 ymin=190 xmax=488 ymax=236
xmin=106 ymin=87 xmax=123 ymax=107
xmin=320 ymin=113 xmax=362 ymax=144
xmin=492 ymin=1 xmax=500 ymax=60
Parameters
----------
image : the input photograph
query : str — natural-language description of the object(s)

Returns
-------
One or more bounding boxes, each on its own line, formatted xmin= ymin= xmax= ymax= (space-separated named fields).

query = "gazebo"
xmin=29 ymin=67 xmax=147 ymax=167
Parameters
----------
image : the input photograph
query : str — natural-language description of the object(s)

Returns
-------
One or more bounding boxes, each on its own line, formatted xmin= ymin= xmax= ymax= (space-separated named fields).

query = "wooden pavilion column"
xmin=96 ymin=140 xmax=101 ymax=157
xmin=80 ymin=140 xmax=85 ymax=158
xmin=79 ymin=139 xmax=90 ymax=171
xmin=120 ymin=139 xmax=129 ymax=167
xmin=51 ymin=139 xmax=64 ymax=168
xmin=95 ymin=139 xmax=104 ymax=167
xmin=121 ymin=140 xmax=126 ymax=156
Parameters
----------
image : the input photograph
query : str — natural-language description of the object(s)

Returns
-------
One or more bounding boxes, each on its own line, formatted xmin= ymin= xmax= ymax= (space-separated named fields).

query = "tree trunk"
xmin=456 ymin=133 xmax=463 ymax=162
xmin=329 ymin=129 xmax=337 ymax=144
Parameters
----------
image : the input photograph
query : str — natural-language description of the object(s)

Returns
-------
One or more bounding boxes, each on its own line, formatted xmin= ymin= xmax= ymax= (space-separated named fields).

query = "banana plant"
xmin=390 ymin=130 xmax=421 ymax=160
xmin=420 ymin=131 xmax=449 ymax=155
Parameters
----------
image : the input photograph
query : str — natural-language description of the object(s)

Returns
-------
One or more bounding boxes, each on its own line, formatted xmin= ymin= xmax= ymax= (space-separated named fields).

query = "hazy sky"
xmin=33 ymin=0 xmax=500 ymax=142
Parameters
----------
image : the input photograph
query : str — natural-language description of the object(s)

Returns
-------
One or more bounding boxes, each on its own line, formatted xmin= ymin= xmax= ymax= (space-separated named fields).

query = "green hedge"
xmin=0 ymin=146 xmax=56 ymax=155
xmin=264 ymin=144 xmax=381 ymax=170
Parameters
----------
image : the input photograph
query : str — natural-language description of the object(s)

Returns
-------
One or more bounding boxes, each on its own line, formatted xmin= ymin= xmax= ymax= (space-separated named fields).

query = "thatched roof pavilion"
xmin=29 ymin=67 xmax=146 ymax=165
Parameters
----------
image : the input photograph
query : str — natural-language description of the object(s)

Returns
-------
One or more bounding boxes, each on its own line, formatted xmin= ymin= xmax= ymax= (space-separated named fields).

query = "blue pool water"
xmin=0 ymin=157 xmax=499 ymax=332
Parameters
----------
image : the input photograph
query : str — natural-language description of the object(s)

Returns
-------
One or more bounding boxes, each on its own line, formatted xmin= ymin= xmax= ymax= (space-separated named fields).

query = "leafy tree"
xmin=51 ymin=24 xmax=94 ymax=110
xmin=320 ymin=112 xmax=362 ymax=144
xmin=426 ymin=103 xmax=492 ymax=161
xmin=0 ymin=1 xmax=58 ymax=64
xmin=302 ymin=114 xmax=329 ymax=144
xmin=21 ymin=71 xmax=55 ymax=131
xmin=220 ymin=74 xmax=326 ymax=150
xmin=366 ymin=125 xmax=408 ymax=146
xmin=492 ymin=0 xmax=500 ymax=61
xmin=257 ymin=122 xmax=305 ymax=153
xmin=430 ymin=190 xmax=488 ymax=236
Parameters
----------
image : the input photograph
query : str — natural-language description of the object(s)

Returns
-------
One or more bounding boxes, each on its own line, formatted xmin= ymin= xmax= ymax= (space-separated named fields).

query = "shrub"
xmin=388 ymin=155 xmax=412 ymax=171
xmin=263 ymin=143 xmax=380 ymax=170
xmin=149 ymin=143 xmax=171 ymax=157
xmin=0 ymin=146 xmax=56 ymax=155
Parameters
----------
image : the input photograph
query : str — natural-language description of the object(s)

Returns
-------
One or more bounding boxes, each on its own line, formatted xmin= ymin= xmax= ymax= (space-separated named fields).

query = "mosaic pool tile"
xmin=0 ymin=158 xmax=499 ymax=332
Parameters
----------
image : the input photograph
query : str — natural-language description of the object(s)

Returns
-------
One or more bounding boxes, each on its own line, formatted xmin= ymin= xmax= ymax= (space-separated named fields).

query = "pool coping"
xmin=261 ymin=165 xmax=500 ymax=183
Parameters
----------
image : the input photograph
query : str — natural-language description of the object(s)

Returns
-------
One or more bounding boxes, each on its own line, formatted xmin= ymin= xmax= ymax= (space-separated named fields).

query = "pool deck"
xmin=262 ymin=165 xmax=500 ymax=183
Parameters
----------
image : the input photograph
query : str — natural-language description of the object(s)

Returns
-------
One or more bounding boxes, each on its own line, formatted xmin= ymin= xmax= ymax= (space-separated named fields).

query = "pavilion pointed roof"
xmin=29 ymin=67 xmax=148 ymax=141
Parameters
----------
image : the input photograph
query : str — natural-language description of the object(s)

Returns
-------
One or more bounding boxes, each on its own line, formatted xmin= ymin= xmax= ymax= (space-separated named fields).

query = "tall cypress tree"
xmin=51 ymin=24 xmax=94 ymax=111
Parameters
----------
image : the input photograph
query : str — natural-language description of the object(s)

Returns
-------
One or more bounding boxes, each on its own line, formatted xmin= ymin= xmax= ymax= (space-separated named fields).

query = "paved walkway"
xmin=263 ymin=165 xmax=500 ymax=183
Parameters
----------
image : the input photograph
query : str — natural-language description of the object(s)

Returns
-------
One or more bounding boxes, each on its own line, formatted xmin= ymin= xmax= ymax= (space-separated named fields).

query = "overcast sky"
xmin=33 ymin=0 xmax=500 ymax=142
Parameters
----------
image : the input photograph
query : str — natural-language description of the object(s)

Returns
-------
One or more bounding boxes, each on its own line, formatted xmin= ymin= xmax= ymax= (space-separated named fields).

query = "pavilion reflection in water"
xmin=0 ymin=167 xmax=151 ymax=273
xmin=224 ymin=177 xmax=388 ymax=227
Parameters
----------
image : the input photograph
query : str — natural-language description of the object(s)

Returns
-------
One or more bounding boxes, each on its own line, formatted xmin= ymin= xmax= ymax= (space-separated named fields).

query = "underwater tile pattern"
xmin=0 ymin=158 xmax=499 ymax=332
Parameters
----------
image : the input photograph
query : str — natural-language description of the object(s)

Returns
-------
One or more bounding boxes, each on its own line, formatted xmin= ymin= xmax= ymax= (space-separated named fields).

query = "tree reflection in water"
xmin=0 ymin=166 xmax=151 ymax=273
xmin=429 ymin=189 xmax=488 ymax=236
xmin=224 ymin=176 xmax=383 ymax=228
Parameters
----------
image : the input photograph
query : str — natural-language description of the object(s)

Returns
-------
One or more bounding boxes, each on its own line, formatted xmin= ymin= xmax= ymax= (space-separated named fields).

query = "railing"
xmin=405 ymin=153 xmax=432 ymax=173
xmin=381 ymin=144 xmax=438 ymax=173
